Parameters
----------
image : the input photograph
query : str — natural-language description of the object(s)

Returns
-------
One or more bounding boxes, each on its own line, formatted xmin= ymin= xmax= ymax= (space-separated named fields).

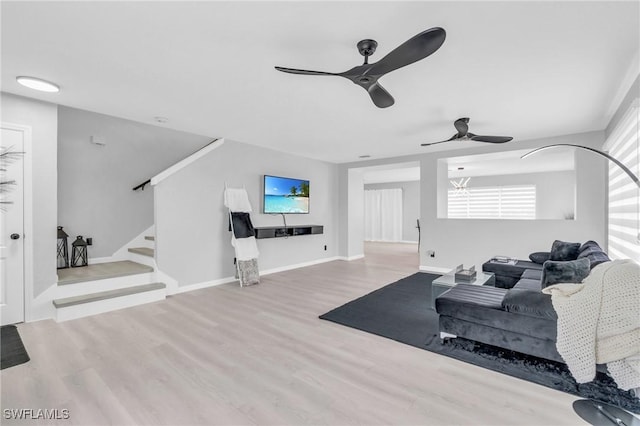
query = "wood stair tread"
xmin=57 ymin=260 xmax=153 ymax=285
xmin=53 ymin=282 xmax=166 ymax=309
xmin=128 ymin=247 xmax=154 ymax=257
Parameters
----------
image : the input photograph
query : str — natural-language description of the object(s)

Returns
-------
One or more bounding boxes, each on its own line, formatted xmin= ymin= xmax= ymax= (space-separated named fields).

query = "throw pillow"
xmin=541 ymin=258 xmax=591 ymax=288
xmin=230 ymin=212 xmax=255 ymax=238
xmin=549 ymin=240 xmax=581 ymax=261
xmin=579 ymin=240 xmax=601 ymax=253
xmin=577 ymin=240 xmax=611 ymax=269
xmin=529 ymin=251 xmax=551 ymax=264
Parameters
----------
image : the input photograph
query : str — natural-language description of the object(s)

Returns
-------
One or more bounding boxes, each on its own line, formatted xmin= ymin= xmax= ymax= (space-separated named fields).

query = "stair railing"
xmin=132 ymin=139 xmax=219 ymax=191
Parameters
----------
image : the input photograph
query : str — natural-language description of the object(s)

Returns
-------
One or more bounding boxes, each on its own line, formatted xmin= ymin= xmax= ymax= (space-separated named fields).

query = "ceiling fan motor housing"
xmin=357 ymin=39 xmax=378 ymax=57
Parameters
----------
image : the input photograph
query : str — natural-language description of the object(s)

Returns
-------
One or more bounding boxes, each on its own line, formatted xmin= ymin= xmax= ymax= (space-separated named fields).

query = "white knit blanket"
xmin=542 ymin=259 xmax=640 ymax=390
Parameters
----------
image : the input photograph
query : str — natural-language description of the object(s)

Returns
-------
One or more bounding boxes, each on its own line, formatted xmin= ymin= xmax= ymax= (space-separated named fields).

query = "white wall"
xmin=364 ymin=180 xmax=420 ymax=242
xmin=606 ymin=74 xmax=639 ymax=139
xmin=420 ymin=131 xmax=605 ymax=271
xmin=347 ymin=169 xmax=364 ymax=259
xmin=338 ymin=131 xmax=606 ymax=272
xmin=57 ymin=106 xmax=212 ymax=259
xmin=440 ymin=170 xmax=576 ymax=220
xmin=1 ymin=93 xmax=58 ymax=298
xmin=154 ymin=139 xmax=339 ymax=287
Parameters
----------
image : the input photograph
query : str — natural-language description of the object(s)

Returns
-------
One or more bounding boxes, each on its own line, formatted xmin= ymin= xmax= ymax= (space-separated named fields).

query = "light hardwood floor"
xmin=1 ymin=242 xmax=583 ymax=425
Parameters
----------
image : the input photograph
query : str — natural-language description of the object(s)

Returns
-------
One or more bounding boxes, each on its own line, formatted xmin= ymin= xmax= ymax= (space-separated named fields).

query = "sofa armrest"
xmin=502 ymin=288 xmax=557 ymax=320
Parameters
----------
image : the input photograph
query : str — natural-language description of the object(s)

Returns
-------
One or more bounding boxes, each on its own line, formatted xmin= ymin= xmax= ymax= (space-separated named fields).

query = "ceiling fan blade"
xmin=421 ymin=134 xmax=459 ymax=146
xmin=367 ymin=27 xmax=446 ymax=77
xmin=469 ymin=135 xmax=513 ymax=143
xmin=274 ymin=66 xmax=338 ymax=76
xmin=367 ymin=82 xmax=395 ymax=108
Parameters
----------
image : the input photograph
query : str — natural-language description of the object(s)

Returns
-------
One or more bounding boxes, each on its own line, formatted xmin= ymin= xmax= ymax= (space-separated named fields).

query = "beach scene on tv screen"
xmin=264 ymin=175 xmax=309 ymax=213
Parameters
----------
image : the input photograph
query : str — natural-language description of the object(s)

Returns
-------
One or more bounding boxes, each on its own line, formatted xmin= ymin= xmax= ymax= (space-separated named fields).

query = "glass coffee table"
xmin=431 ymin=270 xmax=495 ymax=309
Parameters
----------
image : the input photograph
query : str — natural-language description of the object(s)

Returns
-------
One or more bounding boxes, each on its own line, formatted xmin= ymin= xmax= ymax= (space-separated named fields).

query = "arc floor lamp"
xmin=521 ymin=143 xmax=640 ymax=189
xmin=523 ymin=143 xmax=640 ymax=426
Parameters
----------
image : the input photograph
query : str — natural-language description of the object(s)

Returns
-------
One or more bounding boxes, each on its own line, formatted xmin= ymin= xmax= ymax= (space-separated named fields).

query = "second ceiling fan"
xmin=421 ymin=118 xmax=513 ymax=147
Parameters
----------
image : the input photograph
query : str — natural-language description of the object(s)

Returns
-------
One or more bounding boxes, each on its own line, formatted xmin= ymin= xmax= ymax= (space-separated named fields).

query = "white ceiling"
xmin=2 ymin=1 xmax=639 ymax=164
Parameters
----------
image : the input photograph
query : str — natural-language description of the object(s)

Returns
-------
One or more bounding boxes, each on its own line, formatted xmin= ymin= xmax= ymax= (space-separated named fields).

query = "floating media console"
xmin=254 ymin=225 xmax=323 ymax=239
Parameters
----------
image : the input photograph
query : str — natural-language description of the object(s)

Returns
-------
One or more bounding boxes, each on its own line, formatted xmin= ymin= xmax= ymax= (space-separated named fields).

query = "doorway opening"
xmin=347 ymin=161 xmax=420 ymax=267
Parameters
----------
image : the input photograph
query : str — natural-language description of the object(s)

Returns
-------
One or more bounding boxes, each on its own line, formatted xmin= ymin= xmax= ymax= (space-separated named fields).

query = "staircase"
xmin=53 ymin=233 xmax=164 ymax=322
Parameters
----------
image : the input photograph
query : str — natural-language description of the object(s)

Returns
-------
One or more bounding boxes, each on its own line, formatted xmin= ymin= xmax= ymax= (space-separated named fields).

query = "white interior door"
xmin=1 ymin=125 xmax=25 ymax=325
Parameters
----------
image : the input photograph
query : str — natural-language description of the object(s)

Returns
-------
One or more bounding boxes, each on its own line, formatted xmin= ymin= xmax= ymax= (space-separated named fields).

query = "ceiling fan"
xmin=275 ymin=27 xmax=446 ymax=108
xmin=421 ymin=118 xmax=513 ymax=147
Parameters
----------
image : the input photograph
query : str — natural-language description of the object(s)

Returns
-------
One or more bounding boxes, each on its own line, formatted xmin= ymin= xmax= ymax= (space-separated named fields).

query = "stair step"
xmin=53 ymin=282 xmax=166 ymax=309
xmin=145 ymin=236 xmax=155 ymax=241
xmin=128 ymin=247 xmax=154 ymax=257
xmin=58 ymin=260 xmax=153 ymax=285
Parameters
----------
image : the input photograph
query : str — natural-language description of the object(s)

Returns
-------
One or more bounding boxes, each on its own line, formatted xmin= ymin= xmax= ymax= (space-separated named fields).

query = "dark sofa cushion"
xmin=482 ymin=260 xmax=543 ymax=288
xmin=514 ymin=278 xmax=542 ymax=292
xmin=577 ymin=240 xmax=610 ymax=269
xmin=436 ymin=287 xmax=557 ymax=341
xmin=529 ymin=251 xmax=551 ymax=264
xmin=541 ymin=258 xmax=590 ymax=288
xmin=436 ymin=284 xmax=506 ymax=309
xmin=549 ymin=240 xmax=581 ymax=261
xmin=502 ymin=288 xmax=557 ymax=320
xmin=521 ymin=269 xmax=543 ymax=280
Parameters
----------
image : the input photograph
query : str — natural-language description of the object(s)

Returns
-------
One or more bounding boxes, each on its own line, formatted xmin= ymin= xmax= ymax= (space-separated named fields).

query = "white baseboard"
xmin=172 ymin=276 xmax=237 ymax=294
xmin=171 ymin=256 xmax=342 ymax=294
xmin=337 ymin=254 xmax=365 ymax=261
xmin=260 ymin=256 xmax=341 ymax=276
xmin=365 ymin=240 xmax=418 ymax=245
xmin=419 ymin=265 xmax=450 ymax=274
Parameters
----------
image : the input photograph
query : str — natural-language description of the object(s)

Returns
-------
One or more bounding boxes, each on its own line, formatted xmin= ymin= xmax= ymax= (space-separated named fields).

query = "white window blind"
xmin=448 ymin=185 xmax=536 ymax=219
xmin=606 ymin=99 xmax=640 ymax=261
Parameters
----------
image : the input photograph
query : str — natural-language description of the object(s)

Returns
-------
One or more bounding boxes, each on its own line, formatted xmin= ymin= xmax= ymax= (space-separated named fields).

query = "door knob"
xmin=10 ymin=233 xmax=20 ymax=240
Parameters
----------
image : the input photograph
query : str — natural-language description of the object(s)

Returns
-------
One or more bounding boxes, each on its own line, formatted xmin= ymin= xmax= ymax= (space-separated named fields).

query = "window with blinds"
xmin=448 ymin=185 xmax=536 ymax=219
xmin=607 ymin=99 xmax=640 ymax=261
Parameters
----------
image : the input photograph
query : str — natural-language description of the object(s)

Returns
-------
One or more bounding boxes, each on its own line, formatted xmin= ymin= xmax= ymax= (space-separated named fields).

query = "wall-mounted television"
xmin=263 ymin=175 xmax=310 ymax=214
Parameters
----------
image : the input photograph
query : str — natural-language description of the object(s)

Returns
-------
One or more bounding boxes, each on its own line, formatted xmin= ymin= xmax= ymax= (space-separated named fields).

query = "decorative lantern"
xmin=71 ymin=236 xmax=88 ymax=267
xmin=57 ymin=226 xmax=69 ymax=269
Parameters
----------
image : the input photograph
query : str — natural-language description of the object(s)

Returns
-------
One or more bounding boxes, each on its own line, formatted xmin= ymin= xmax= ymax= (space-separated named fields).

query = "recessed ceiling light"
xmin=16 ymin=76 xmax=60 ymax=93
xmin=154 ymin=116 xmax=169 ymax=123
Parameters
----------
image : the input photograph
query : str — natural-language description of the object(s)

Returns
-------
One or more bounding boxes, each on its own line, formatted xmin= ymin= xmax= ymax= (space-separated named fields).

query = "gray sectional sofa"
xmin=435 ymin=240 xmax=611 ymax=363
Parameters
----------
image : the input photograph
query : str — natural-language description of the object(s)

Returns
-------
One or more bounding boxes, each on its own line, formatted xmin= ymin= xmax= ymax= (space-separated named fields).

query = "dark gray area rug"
xmin=1 ymin=325 xmax=30 ymax=370
xmin=319 ymin=272 xmax=640 ymax=414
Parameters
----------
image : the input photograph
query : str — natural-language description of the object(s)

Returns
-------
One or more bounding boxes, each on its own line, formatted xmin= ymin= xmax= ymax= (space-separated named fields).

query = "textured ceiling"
xmin=2 ymin=1 xmax=639 ymax=163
